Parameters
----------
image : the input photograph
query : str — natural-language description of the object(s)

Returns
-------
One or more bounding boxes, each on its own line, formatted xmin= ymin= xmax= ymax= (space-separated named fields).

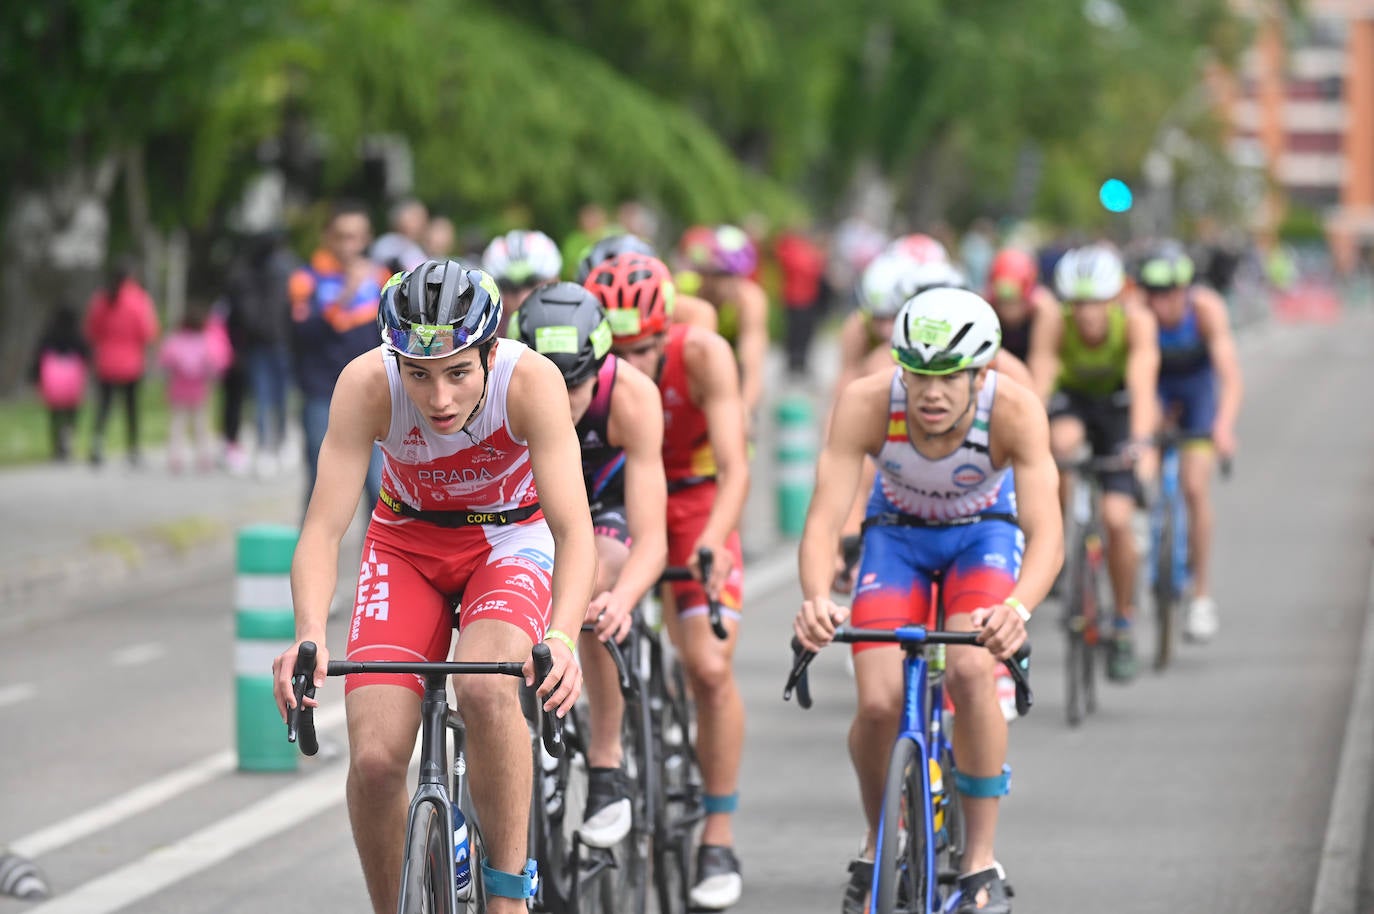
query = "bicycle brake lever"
xmin=288 ymin=641 xmax=320 ymax=756
xmin=697 ymin=546 xmax=729 ymax=641
xmin=530 ymin=643 xmax=565 ymax=758
xmin=1003 ymin=642 xmax=1033 ymax=717
xmin=784 ymin=637 xmax=816 ymax=709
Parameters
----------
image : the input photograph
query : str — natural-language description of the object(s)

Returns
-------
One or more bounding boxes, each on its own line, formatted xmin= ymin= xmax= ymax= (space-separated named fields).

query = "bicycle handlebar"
xmin=287 ymin=641 xmax=566 ymax=759
xmin=581 ymin=623 xmax=634 ymax=695
xmin=783 ymin=628 xmax=1034 ymax=717
xmin=656 ymin=546 xmax=728 ymax=640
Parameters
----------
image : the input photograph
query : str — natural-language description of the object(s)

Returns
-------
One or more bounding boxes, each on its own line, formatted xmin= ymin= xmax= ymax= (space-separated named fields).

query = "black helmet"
xmin=513 ymin=281 xmax=614 ymax=386
xmin=574 ymin=233 xmax=658 ymax=284
xmin=378 ymin=260 xmax=503 ymax=358
xmin=1134 ymin=239 xmax=1195 ymax=292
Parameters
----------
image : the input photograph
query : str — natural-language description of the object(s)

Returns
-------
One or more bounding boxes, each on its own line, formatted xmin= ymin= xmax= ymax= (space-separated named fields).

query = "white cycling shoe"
xmin=577 ymin=767 xmax=632 ymax=849
xmin=1184 ymin=595 xmax=1220 ymax=643
xmin=689 ymin=845 xmax=742 ymax=910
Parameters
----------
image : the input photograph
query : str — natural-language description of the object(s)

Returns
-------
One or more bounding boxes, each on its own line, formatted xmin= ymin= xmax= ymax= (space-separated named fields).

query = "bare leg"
xmin=944 ymin=614 xmax=1007 ymax=874
xmin=1180 ymin=447 xmax=1215 ymax=597
xmin=1101 ymin=492 xmax=1138 ymax=620
xmin=344 ymin=685 xmax=422 ymax=914
xmin=849 ymin=647 xmax=904 ymax=853
xmin=582 ymin=536 xmax=629 ymax=768
xmin=451 ymin=620 xmax=535 ymax=914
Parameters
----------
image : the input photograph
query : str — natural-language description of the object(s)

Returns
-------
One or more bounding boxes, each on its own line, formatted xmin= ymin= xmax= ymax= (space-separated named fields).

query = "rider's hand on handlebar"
xmin=1213 ymin=423 xmax=1238 ymax=461
xmin=690 ymin=539 xmax=732 ymax=599
xmin=587 ymin=590 xmax=634 ymax=643
xmin=526 ymin=637 xmax=583 ymax=719
xmin=1125 ymin=438 xmax=1159 ymax=485
xmin=794 ymin=598 xmax=850 ymax=654
xmin=272 ymin=639 xmax=329 ymax=722
xmin=971 ymin=603 xmax=1027 ymax=661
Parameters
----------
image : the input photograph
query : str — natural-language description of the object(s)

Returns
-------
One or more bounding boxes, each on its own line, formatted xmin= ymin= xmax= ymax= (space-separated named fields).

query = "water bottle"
xmin=929 ymin=757 xmax=947 ymax=838
xmin=453 ymin=805 xmax=471 ymax=901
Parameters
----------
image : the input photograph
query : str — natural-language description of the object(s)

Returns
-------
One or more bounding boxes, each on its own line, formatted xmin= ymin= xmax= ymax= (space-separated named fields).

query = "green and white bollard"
xmin=775 ymin=395 xmax=817 ymax=539
xmin=235 ymin=524 xmax=299 ymax=772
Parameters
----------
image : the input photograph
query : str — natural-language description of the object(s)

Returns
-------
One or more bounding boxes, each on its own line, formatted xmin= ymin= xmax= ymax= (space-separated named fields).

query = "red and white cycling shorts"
xmin=345 ymin=515 xmax=554 ymax=696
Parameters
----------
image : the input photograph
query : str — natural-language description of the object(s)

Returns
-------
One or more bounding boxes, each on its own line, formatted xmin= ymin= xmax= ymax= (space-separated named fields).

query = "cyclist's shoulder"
xmin=673 ymin=293 xmax=719 ymax=333
xmin=989 ymin=370 xmax=1048 ymax=432
xmin=610 ymin=357 xmax=663 ymax=413
xmin=1189 ymin=285 xmax=1233 ymax=334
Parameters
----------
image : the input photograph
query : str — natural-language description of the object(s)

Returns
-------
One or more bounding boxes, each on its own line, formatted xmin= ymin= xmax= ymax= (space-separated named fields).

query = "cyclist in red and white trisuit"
xmin=273 ymin=261 xmax=595 ymax=914
xmin=585 ymin=252 xmax=750 ymax=911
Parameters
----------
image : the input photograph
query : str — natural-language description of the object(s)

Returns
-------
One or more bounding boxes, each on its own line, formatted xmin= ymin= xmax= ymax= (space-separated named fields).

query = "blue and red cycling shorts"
xmin=851 ymin=514 xmax=1024 ymax=656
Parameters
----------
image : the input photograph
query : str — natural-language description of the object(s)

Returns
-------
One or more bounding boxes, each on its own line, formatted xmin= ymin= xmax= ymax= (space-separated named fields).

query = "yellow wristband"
xmin=544 ymin=629 xmax=578 ymax=656
xmin=1004 ymin=597 xmax=1031 ymax=623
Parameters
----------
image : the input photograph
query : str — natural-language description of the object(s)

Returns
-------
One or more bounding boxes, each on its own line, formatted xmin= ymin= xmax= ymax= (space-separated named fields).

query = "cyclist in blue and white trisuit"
xmin=795 ymin=289 xmax=1063 ymax=914
xmin=1132 ymin=240 xmax=1243 ymax=641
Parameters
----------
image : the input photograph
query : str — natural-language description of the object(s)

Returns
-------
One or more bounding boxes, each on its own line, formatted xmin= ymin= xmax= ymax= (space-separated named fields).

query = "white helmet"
xmin=481 ymin=230 xmax=563 ymax=287
xmin=860 ymin=253 xmax=968 ymax=319
xmin=891 ymin=288 xmax=1002 ymax=375
xmin=1054 ymin=243 xmax=1124 ymax=302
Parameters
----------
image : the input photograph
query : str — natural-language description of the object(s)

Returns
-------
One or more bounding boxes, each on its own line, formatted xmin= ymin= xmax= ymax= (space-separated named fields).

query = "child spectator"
xmin=30 ymin=302 xmax=91 ymax=462
xmin=158 ymin=300 xmax=232 ymax=472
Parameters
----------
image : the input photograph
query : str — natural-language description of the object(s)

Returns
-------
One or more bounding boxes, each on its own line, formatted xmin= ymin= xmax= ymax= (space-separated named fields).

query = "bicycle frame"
xmin=870 ymin=629 xmax=942 ymax=912
xmin=1149 ymin=442 xmax=1189 ymax=596
xmin=398 ymin=673 xmax=466 ymax=914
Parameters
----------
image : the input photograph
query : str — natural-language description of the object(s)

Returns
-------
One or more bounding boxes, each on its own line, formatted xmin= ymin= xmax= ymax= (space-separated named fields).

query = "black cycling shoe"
xmin=841 ymin=858 xmax=873 ymax=914
xmin=689 ymin=844 xmax=742 ymax=910
xmin=1107 ymin=628 xmax=1138 ymax=682
xmin=954 ymin=863 xmax=1013 ymax=913
xmin=578 ymin=766 xmax=632 ymax=849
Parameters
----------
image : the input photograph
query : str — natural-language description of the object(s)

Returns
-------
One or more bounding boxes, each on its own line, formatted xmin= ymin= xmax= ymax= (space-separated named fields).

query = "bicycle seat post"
xmin=418 ymin=673 xmax=451 ymax=788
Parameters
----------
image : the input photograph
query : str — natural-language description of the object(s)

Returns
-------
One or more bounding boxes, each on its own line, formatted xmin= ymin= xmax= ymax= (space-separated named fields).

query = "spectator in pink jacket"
xmin=84 ymin=257 xmax=160 ymax=467
xmin=159 ymin=300 xmax=232 ymax=472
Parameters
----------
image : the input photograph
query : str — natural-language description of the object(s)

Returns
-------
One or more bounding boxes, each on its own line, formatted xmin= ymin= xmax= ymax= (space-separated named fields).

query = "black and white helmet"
xmin=378 ymin=261 xmax=503 ymax=359
xmin=1054 ymin=243 xmax=1125 ymax=302
xmin=890 ymin=288 xmax=1002 ymax=375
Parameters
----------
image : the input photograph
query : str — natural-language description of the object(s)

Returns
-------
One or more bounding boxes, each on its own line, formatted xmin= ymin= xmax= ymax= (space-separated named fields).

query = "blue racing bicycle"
xmin=784 ymin=612 xmax=1031 ymax=914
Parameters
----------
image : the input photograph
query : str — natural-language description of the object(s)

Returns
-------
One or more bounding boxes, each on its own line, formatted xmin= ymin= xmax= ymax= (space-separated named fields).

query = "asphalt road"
xmin=2 ymin=313 xmax=1372 ymax=914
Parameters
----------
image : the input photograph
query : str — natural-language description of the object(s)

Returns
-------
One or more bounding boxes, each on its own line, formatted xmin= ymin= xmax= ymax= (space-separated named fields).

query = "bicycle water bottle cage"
xmin=481 ymin=857 xmax=539 ymax=899
xmin=954 ymin=764 xmax=1011 ymax=798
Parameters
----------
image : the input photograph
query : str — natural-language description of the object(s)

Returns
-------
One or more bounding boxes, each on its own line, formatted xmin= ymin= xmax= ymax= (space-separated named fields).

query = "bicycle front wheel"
xmin=875 ymin=737 xmax=931 ymax=914
xmin=1153 ymin=502 xmax=1177 ymax=671
xmin=401 ymin=801 xmax=457 ymax=914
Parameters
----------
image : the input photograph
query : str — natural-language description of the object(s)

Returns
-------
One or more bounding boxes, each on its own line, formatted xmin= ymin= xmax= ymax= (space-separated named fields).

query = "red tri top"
xmin=658 ymin=323 xmax=717 ymax=483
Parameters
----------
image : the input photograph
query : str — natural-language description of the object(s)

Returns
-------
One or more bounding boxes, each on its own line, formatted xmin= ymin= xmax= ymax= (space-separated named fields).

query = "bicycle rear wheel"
xmin=1062 ymin=532 xmax=1089 ymax=727
xmin=401 ymin=800 xmax=457 ymax=914
xmin=875 ymin=737 xmax=930 ymax=914
xmin=1152 ymin=500 xmax=1177 ymax=671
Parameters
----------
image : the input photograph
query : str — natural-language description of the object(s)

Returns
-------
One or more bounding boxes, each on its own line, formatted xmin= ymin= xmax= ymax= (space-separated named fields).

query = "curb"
xmin=1310 ymin=554 xmax=1374 ymax=914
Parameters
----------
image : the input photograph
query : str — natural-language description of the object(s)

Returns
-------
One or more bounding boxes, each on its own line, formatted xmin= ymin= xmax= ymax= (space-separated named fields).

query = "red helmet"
xmin=676 ymin=225 xmax=718 ymax=272
xmin=886 ymin=233 xmax=948 ymax=265
xmin=583 ymin=253 xmax=677 ymax=344
xmin=986 ymin=248 xmax=1038 ymax=302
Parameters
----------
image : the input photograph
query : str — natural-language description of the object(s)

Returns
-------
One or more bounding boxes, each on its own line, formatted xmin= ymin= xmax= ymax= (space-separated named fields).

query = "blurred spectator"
xmin=225 ymin=230 xmax=298 ymax=476
xmin=560 ymin=203 xmax=614 ymax=277
xmin=830 ymin=214 xmax=887 ymax=309
xmin=369 ymin=198 xmax=429 ymax=275
xmin=29 ymin=301 xmax=91 ymax=462
xmin=217 ymin=297 xmax=250 ymax=475
xmin=289 ymin=201 xmax=388 ymax=511
xmin=959 ymin=217 xmax=998 ymax=292
xmin=616 ymin=199 xmax=659 ymax=245
xmin=774 ymin=227 xmax=829 ymax=378
xmin=158 ymin=300 xmax=233 ymax=473
xmin=423 ymin=215 xmax=456 ymax=260
xmin=84 ymin=256 xmax=160 ymax=468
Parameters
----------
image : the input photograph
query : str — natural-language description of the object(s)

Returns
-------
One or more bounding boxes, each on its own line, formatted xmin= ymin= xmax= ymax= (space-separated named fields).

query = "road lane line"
xmin=23 ymin=758 xmax=351 ymax=914
xmin=110 ymin=642 xmax=166 ymax=667
xmin=11 ymin=703 xmax=347 ymax=859
xmin=1310 ymin=558 xmax=1374 ymax=914
xmin=0 ymin=682 xmax=37 ymax=708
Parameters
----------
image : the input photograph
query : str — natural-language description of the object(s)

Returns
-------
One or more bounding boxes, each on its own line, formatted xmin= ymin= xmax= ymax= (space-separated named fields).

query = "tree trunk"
xmin=0 ymin=156 xmax=119 ymax=394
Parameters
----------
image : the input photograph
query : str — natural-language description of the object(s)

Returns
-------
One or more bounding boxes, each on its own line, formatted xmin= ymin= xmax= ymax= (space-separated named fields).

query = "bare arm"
xmin=687 ymin=329 xmax=751 ymax=595
xmin=1124 ymin=303 xmax=1161 ymax=442
xmin=673 ymin=293 xmax=719 ymax=334
xmin=1026 ymin=304 xmax=1063 ymax=405
xmin=1196 ymin=288 xmax=1244 ymax=456
xmin=606 ymin=363 xmax=669 ymax=610
xmin=974 ymin=379 xmax=1064 ymax=659
xmin=275 ymin=353 xmax=388 ymax=714
xmin=733 ymin=278 xmax=770 ymax=414
xmin=795 ymin=373 xmax=888 ymax=649
xmin=991 ymin=349 xmax=1033 ymax=388
xmin=509 ymin=354 xmax=598 ymax=647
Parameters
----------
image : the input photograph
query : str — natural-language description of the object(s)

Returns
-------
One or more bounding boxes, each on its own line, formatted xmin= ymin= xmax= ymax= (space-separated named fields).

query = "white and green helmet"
xmin=860 ymin=251 xmax=968 ymax=320
xmin=891 ymin=288 xmax=1002 ymax=375
xmin=1054 ymin=243 xmax=1125 ymax=302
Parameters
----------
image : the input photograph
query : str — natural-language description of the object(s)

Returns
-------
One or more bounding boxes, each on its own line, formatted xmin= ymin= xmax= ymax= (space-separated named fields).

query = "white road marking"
xmin=110 ymin=642 xmax=166 ymax=667
xmin=11 ymin=703 xmax=347 ymax=859
xmin=23 ymin=759 xmax=351 ymax=914
xmin=0 ymin=682 xmax=37 ymax=708
xmin=1310 ymin=560 xmax=1374 ymax=914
